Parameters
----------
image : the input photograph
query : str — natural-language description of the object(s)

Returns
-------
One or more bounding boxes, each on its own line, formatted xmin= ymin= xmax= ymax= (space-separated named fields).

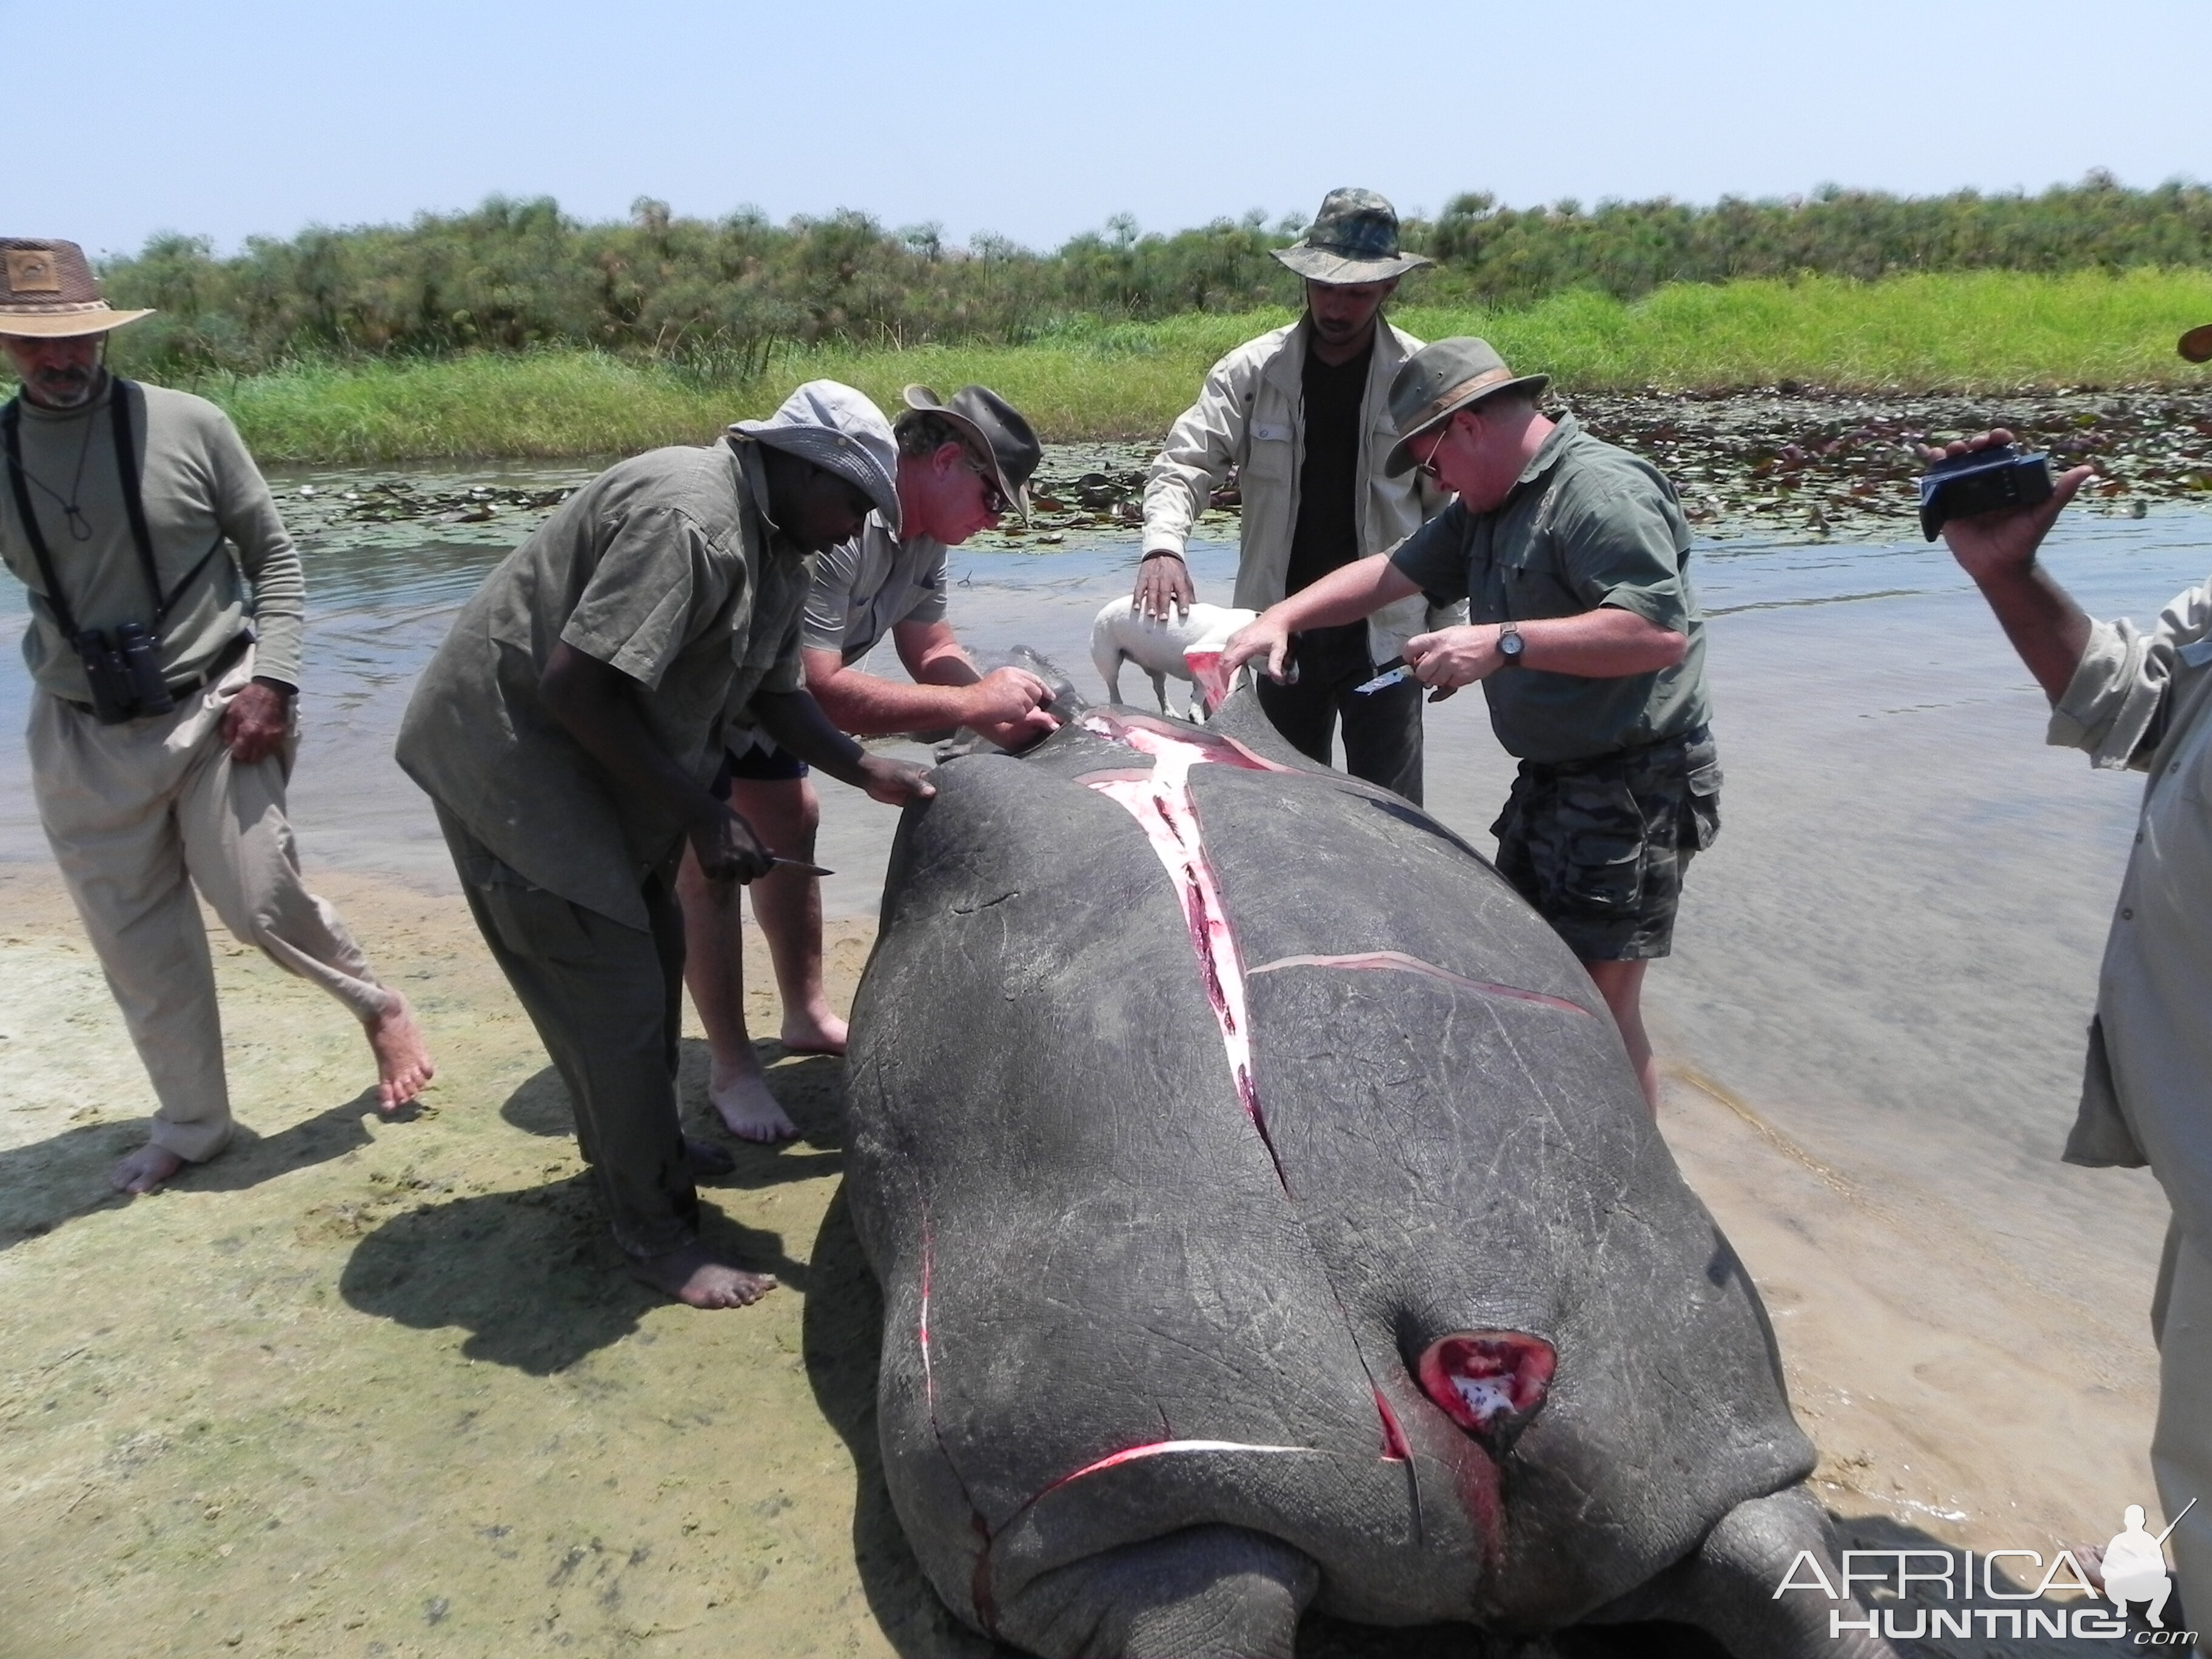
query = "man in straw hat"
xmin=1133 ymin=189 xmax=1460 ymax=802
xmin=0 ymin=238 xmax=435 ymax=1196
xmin=675 ymin=383 xmax=1059 ymax=1142
xmin=398 ymin=380 xmax=934 ymax=1309
xmin=1222 ymin=337 xmax=1717 ymax=1113
xmin=1925 ymin=327 xmax=2212 ymax=1628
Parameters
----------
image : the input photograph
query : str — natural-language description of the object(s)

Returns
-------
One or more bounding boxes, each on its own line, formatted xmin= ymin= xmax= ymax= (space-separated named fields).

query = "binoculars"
xmin=75 ymin=620 xmax=176 ymax=725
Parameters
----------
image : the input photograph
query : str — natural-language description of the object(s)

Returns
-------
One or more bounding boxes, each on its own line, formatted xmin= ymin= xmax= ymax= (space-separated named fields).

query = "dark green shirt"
xmin=1389 ymin=415 xmax=1711 ymax=764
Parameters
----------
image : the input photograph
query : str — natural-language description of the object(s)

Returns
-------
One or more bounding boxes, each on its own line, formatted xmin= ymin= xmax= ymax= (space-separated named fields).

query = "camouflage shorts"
xmin=1490 ymin=728 xmax=1721 ymax=961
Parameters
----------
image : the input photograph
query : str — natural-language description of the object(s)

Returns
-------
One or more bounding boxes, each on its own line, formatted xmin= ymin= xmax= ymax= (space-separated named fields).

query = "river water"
xmin=0 ymin=460 xmax=2197 ymax=1419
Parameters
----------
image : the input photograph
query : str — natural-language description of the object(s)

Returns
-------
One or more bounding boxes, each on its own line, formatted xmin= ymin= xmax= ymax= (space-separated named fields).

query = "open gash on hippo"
xmin=843 ymin=679 xmax=1889 ymax=1659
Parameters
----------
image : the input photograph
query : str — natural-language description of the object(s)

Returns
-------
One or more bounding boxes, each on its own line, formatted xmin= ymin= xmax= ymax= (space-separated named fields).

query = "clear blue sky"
xmin=6 ymin=0 xmax=2206 ymax=257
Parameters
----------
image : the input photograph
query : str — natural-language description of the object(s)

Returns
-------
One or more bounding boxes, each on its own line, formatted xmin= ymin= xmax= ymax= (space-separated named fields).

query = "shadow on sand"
xmin=336 ymin=1043 xmax=834 ymax=1376
xmin=0 ymin=1090 xmax=398 ymax=1252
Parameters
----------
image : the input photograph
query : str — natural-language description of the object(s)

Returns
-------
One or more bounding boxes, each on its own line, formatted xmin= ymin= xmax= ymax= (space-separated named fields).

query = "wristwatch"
xmin=1498 ymin=621 xmax=1526 ymax=668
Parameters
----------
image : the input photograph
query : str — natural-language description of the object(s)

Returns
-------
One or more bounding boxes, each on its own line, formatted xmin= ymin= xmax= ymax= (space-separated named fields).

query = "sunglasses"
xmin=1412 ymin=420 xmax=1454 ymax=481
xmin=964 ymin=450 xmax=1010 ymax=517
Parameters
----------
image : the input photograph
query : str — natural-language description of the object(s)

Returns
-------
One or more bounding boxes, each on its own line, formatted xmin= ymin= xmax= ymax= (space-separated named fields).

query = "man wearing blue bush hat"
xmin=398 ymin=380 xmax=934 ymax=1310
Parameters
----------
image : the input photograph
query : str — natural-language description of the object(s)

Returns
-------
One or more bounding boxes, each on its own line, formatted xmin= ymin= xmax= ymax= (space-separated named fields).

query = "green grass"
xmin=171 ymin=269 xmax=2212 ymax=465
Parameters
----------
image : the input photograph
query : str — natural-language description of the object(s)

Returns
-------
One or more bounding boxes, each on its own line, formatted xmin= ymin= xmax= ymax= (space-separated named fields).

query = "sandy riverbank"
xmin=0 ymin=847 xmax=2164 ymax=1659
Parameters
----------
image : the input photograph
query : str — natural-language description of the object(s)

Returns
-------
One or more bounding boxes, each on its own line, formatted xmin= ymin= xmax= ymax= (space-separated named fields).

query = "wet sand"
xmin=1 ymin=469 xmax=2200 ymax=1657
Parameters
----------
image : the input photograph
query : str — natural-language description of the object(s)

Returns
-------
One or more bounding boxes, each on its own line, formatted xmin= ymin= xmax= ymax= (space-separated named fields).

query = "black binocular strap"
xmin=2 ymin=382 xmax=227 ymax=639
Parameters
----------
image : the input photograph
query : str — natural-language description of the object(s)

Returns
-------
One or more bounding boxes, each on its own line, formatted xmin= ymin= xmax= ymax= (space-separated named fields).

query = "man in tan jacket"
xmin=1932 ymin=383 xmax=2212 ymax=1637
xmin=1132 ymin=189 xmax=1455 ymax=803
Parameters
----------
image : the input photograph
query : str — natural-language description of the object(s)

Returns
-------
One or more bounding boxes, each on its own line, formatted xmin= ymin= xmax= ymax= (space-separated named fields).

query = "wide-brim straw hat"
xmin=1382 ymin=337 xmax=1551 ymax=478
xmin=0 ymin=240 xmax=152 ymax=338
xmin=899 ymin=384 xmax=1042 ymax=526
xmin=1271 ymin=187 xmax=1435 ymax=285
xmin=729 ymin=380 xmax=902 ymax=537
xmin=2179 ymin=324 xmax=2212 ymax=363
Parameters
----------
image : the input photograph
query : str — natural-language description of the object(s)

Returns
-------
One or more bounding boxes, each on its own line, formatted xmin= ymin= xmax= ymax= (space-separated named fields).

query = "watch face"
xmin=1500 ymin=629 xmax=1524 ymax=660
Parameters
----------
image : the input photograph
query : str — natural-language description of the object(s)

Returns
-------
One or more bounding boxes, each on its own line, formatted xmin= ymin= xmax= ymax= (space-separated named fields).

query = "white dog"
xmin=1090 ymin=595 xmax=1258 ymax=720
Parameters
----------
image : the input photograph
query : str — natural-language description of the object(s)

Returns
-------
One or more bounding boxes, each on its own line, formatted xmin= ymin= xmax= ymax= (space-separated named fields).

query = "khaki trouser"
xmin=2153 ymin=1224 xmax=2212 ymax=1652
xmin=27 ymin=649 xmax=392 ymax=1163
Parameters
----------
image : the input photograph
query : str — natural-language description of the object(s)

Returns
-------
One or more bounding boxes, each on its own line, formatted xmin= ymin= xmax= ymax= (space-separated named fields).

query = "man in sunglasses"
xmin=1133 ymin=189 xmax=1458 ymax=802
xmin=678 ymin=383 xmax=1057 ymax=1142
xmin=1222 ymin=338 xmax=1715 ymax=1114
xmin=398 ymin=380 xmax=934 ymax=1309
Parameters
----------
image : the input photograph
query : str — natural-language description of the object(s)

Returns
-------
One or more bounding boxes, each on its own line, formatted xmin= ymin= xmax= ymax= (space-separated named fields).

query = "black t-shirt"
xmin=1284 ymin=337 xmax=1372 ymax=594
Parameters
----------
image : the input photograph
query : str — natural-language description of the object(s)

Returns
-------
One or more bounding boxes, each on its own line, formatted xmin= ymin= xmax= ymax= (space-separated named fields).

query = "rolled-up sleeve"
xmin=1142 ymin=354 xmax=1247 ymax=558
xmin=2048 ymin=579 xmax=2212 ymax=769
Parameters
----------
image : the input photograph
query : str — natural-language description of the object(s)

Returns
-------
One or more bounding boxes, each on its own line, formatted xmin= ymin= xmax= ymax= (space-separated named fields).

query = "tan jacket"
xmin=1141 ymin=315 xmax=1461 ymax=666
xmin=2048 ymin=577 xmax=2212 ymax=1245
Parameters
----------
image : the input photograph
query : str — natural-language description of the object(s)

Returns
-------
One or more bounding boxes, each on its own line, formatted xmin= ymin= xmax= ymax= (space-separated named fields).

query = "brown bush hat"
xmin=1272 ymin=189 xmax=1434 ymax=286
xmin=1382 ymin=338 xmax=1550 ymax=478
xmin=900 ymin=384 xmax=1041 ymax=526
xmin=2179 ymin=324 xmax=2212 ymax=363
xmin=0 ymin=240 xmax=152 ymax=338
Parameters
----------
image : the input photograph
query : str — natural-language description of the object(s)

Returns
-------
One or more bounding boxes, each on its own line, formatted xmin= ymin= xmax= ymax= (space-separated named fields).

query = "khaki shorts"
xmin=1491 ymin=728 xmax=1721 ymax=961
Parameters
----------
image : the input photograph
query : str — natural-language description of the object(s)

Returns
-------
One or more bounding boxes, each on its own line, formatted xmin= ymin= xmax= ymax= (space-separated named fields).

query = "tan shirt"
xmin=396 ymin=438 xmax=809 ymax=929
xmin=2048 ymin=577 xmax=2212 ymax=1244
xmin=0 ymin=379 xmax=304 ymax=697
xmin=1140 ymin=315 xmax=1462 ymax=664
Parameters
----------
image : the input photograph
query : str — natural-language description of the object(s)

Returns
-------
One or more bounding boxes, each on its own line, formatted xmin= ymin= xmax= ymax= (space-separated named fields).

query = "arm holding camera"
xmin=1928 ymin=429 xmax=2097 ymax=702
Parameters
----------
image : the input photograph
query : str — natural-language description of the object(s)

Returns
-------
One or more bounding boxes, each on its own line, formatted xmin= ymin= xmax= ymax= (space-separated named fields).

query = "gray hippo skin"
xmin=845 ymin=684 xmax=1890 ymax=1659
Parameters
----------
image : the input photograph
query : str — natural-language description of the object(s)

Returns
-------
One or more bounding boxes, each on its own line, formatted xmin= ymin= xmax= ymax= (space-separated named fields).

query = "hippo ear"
xmin=1416 ymin=1331 xmax=1557 ymax=1453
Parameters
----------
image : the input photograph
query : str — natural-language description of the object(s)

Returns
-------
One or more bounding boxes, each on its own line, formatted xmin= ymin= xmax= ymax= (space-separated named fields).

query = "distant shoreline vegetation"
xmin=9 ymin=183 xmax=2210 ymax=461
xmin=104 ymin=270 xmax=2212 ymax=465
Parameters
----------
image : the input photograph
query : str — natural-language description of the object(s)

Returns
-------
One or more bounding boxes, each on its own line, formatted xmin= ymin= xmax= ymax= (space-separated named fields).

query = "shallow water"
xmin=0 ymin=461 xmax=2198 ymax=1367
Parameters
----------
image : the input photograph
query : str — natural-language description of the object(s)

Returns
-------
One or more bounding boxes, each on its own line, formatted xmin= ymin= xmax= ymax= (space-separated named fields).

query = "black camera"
xmin=1919 ymin=444 xmax=2054 ymax=541
xmin=75 ymin=621 xmax=176 ymax=725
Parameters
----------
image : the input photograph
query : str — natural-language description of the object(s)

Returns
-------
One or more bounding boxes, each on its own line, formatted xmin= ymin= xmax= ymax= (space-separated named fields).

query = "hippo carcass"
xmin=844 ymin=684 xmax=1887 ymax=1659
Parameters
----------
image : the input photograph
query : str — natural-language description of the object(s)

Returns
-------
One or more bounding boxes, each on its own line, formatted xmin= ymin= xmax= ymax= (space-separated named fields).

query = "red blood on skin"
xmin=1373 ymin=1389 xmax=1412 ymax=1462
xmin=1417 ymin=1332 xmax=1558 ymax=1438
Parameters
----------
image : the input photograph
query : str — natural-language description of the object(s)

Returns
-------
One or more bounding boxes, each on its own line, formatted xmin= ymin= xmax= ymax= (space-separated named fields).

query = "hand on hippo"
xmin=965 ymin=668 xmax=1062 ymax=749
xmin=856 ymin=754 xmax=937 ymax=809
xmin=1133 ymin=549 xmax=1196 ymax=622
xmin=1220 ymin=613 xmax=1295 ymax=684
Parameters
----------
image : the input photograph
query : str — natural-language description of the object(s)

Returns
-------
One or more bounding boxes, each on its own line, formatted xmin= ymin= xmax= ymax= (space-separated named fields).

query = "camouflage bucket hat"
xmin=0 ymin=239 xmax=152 ymax=338
xmin=1382 ymin=337 xmax=1550 ymax=478
xmin=1271 ymin=189 xmax=1435 ymax=285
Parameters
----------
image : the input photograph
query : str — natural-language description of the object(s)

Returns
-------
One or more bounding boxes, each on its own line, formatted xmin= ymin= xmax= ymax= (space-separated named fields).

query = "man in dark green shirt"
xmin=1223 ymin=338 xmax=1719 ymax=1110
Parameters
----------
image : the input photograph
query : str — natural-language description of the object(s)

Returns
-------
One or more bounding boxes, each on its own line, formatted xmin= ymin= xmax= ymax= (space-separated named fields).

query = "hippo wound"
xmin=844 ymin=677 xmax=1892 ymax=1658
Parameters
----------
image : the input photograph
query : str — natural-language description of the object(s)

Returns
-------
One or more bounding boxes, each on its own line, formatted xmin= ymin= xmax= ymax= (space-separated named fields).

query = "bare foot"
xmin=366 ymin=994 xmax=435 ymax=1112
xmin=779 ymin=1008 xmax=848 ymax=1057
xmin=708 ymin=1061 xmax=799 ymax=1143
xmin=626 ymin=1242 xmax=777 ymax=1309
xmin=110 ymin=1143 xmax=184 ymax=1195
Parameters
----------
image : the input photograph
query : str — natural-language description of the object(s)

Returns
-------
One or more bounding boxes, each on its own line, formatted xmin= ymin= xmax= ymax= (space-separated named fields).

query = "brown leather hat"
xmin=899 ymin=384 xmax=1042 ymax=526
xmin=2179 ymin=324 xmax=2212 ymax=364
xmin=0 ymin=240 xmax=152 ymax=338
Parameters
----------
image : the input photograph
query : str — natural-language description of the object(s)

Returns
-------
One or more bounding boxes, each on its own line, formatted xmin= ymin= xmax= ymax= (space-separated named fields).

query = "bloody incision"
xmin=1418 ymin=1332 xmax=1559 ymax=1441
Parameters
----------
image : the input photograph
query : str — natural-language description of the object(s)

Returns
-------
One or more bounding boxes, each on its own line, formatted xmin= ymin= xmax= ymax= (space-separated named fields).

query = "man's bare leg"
xmin=675 ymin=842 xmax=799 ymax=1143
xmin=731 ymin=775 xmax=847 ymax=1054
xmin=626 ymin=1242 xmax=778 ymax=1309
xmin=366 ymin=994 xmax=435 ymax=1111
xmin=110 ymin=1144 xmax=186 ymax=1195
xmin=1584 ymin=957 xmax=1659 ymax=1113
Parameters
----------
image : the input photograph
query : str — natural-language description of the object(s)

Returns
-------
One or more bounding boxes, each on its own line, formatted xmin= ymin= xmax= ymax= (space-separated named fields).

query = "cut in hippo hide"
xmin=843 ymin=668 xmax=1892 ymax=1659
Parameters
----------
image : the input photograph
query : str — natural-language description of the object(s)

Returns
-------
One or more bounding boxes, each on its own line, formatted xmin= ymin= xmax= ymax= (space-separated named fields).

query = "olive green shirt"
xmin=1388 ymin=415 xmax=1712 ymax=765
xmin=0 ymin=379 xmax=304 ymax=700
xmin=396 ymin=437 xmax=809 ymax=930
